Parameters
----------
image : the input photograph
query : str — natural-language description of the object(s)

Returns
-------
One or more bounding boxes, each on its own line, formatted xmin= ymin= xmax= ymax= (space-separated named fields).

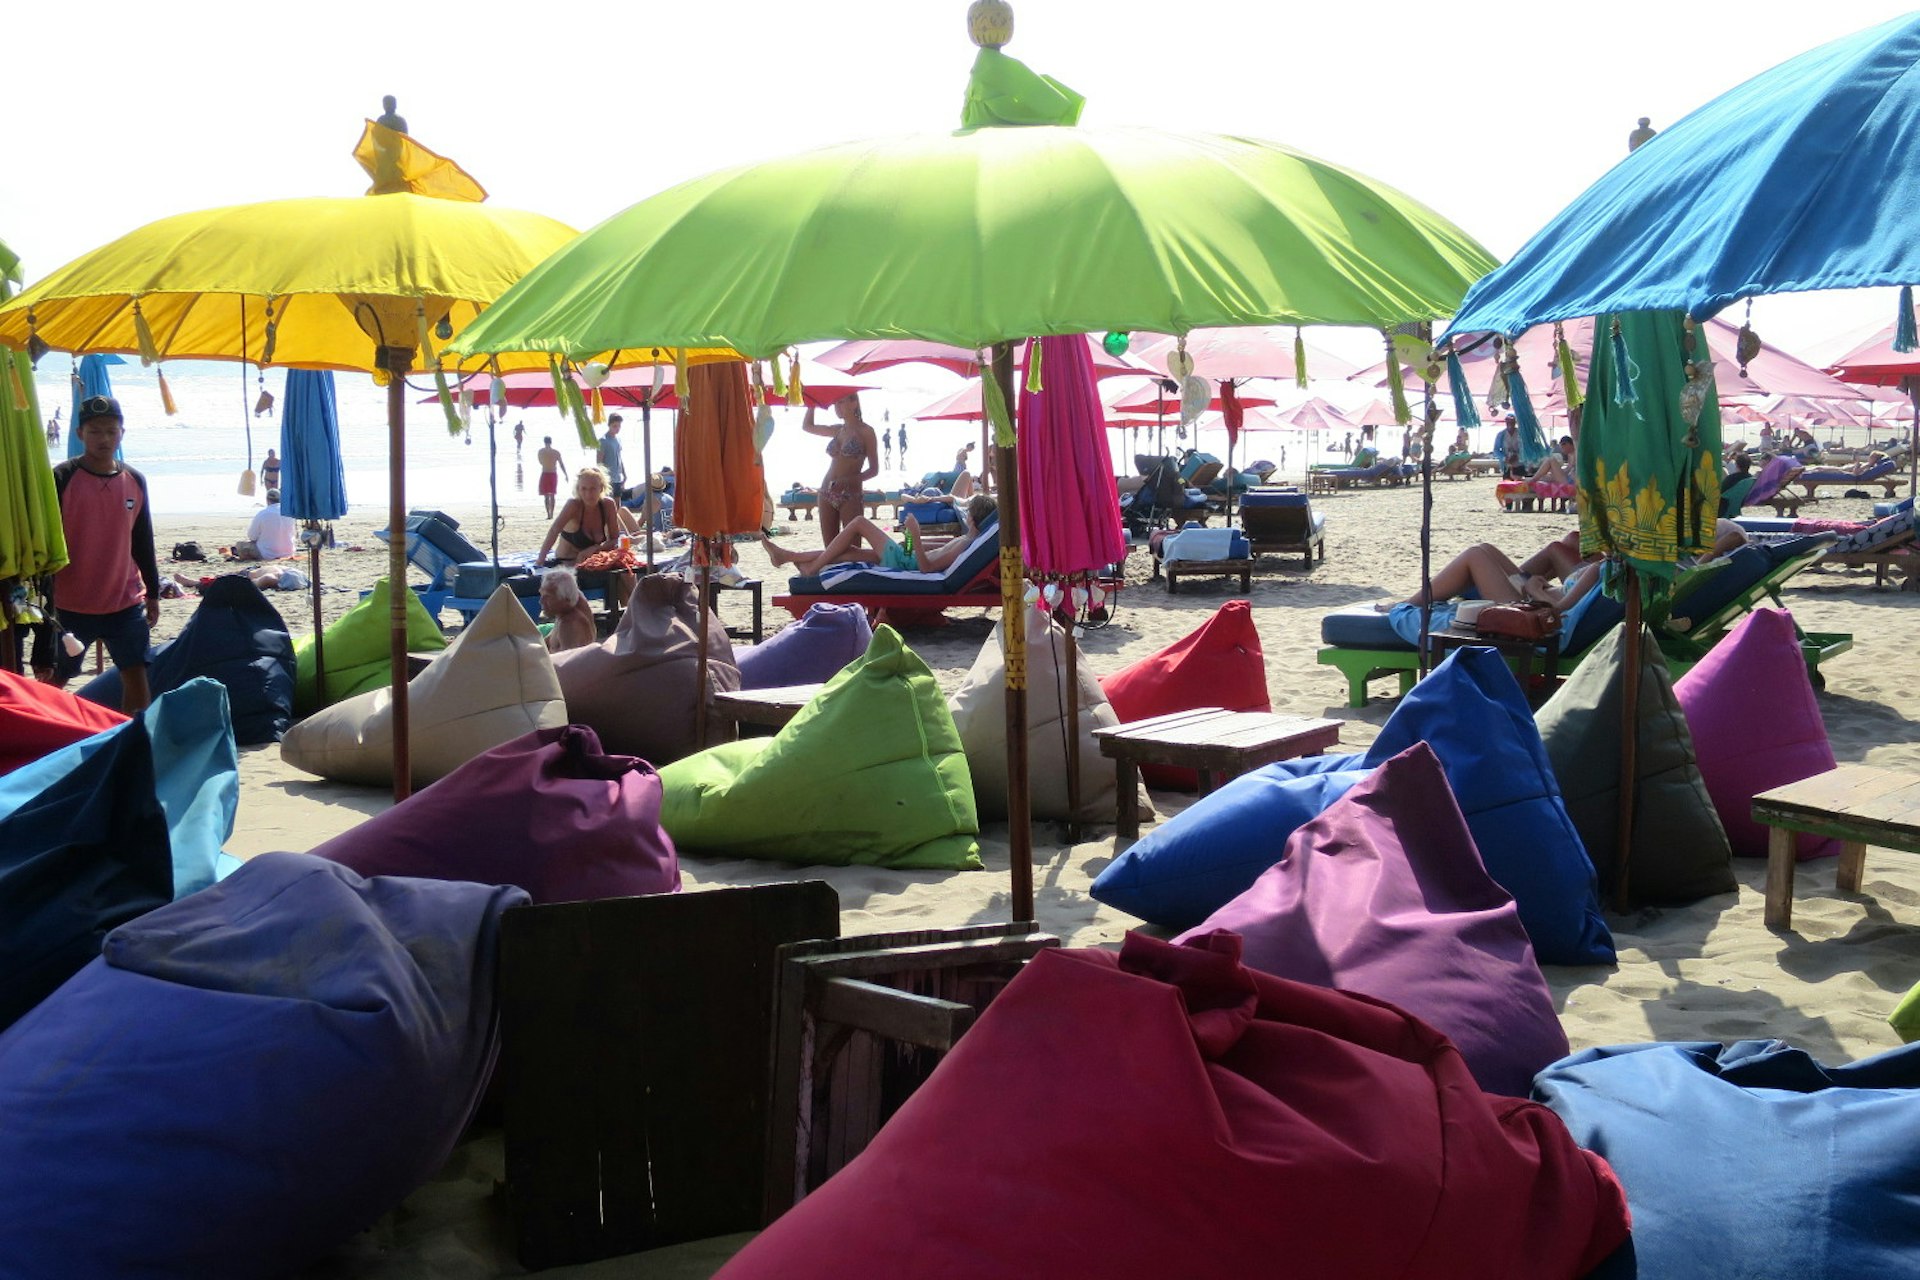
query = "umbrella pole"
xmin=1613 ymin=563 xmax=1642 ymax=911
xmin=642 ymin=399 xmax=656 ymax=572
xmin=310 ymin=539 xmax=326 ymax=695
xmin=993 ymin=342 xmax=1035 ymax=924
xmin=695 ymin=541 xmax=712 ymax=747
xmin=384 ymin=346 xmax=414 ymax=803
xmin=1062 ymin=596 xmax=1082 ymax=843
xmin=1908 ymin=381 xmax=1917 ymax=500
xmin=488 ymin=412 xmax=500 ymax=570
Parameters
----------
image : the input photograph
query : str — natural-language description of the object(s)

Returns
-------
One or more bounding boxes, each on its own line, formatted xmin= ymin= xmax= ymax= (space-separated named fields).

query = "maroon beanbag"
xmin=308 ymin=725 xmax=679 ymax=904
xmin=1674 ymin=607 xmax=1838 ymax=860
xmin=1176 ymin=744 xmax=1567 ymax=1097
xmin=1098 ymin=600 xmax=1270 ymax=789
xmin=718 ymin=932 xmax=1628 ymax=1280
xmin=0 ymin=669 xmax=128 ymax=776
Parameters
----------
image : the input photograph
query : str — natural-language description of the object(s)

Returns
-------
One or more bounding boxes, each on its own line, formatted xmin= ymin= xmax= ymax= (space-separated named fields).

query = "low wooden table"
xmin=1427 ymin=623 xmax=1562 ymax=702
xmin=1094 ymin=708 xmax=1343 ymax=838
xmin=703 ymin=577 xmax=765 ymax=644
xmin=1756 ymin=765 xmax=1920 ymax=930
xmin=711 ymin=682 xmax=826 ymax=737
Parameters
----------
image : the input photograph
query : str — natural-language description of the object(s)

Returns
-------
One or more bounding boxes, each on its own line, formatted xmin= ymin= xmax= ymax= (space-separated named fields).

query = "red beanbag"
xmin=308 ymin=725 xmax=679 ymax=903
xmin=1098 ymin=600 xmax=1270 ymax=789
xmin=1674 ymin=608 xmax=1838 ymax=859
xmin=0 ymin=669 xmax=128 ymax=776
xmin=718 ymin=932 xmax=1629 ymax=1280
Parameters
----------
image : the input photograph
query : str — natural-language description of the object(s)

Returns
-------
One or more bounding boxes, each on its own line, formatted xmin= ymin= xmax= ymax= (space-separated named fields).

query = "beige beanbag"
xmin=281 ymin=586 xmax=567 ymax=787
xmin=948 ymin=606 xmax=1139 ymax=823
xmin=552 ymin=573 xmax=740 ymax=767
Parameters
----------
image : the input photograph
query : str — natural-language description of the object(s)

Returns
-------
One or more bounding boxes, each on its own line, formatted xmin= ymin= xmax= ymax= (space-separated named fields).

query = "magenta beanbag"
xmin=715 ymin=932 xmax=1628 ymax=1280
xmin=1176 ymin=744 xmax=1567 ymax=1097
xmin=1675 ymin=608 xmax=1838 ymax=859
xmin=308 ymin=725 xmax=679 ymax=903
xmin=734 ymin=602 xmax=872 ymax=690
xmin=1099 ymin=600 xmax=1271 ymax=790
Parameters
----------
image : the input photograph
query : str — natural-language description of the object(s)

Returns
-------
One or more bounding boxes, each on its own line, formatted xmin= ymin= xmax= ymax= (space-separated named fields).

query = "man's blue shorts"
xmin=55 ymin=603 xmax=151 ymax=683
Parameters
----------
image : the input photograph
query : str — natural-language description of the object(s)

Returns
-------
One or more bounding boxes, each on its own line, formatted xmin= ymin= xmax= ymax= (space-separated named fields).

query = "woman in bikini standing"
xmin=801 ymin=393 xmax=880 ymax=545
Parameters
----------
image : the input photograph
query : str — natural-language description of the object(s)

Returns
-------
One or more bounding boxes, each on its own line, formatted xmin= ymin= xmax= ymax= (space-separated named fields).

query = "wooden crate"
xmin=499 ymin=882 xmax=840 ymax=1270
xmin=761 ymin=923 xmax=1059 ymax=1223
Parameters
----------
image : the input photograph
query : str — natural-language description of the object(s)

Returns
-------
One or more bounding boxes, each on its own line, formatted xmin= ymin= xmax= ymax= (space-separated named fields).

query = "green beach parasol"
xmin=451 ymin=5 xmax=1495 ymax=920
xmin=0 ymin=238 xmax=67 ymax=671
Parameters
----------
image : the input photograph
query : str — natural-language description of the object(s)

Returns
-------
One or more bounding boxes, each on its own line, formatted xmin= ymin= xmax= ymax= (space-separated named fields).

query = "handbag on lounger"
xmin=1475 ymin=603 xmax=1559 ymax=642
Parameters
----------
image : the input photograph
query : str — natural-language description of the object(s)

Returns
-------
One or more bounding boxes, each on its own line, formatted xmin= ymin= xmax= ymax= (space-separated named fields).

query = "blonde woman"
xmin=536 ymin=466 xmax=623 ymax=568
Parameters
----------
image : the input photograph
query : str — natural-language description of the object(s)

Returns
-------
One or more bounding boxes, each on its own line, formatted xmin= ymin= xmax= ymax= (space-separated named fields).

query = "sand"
xmin=143 ymin=476 xmax=1920 ymax=1277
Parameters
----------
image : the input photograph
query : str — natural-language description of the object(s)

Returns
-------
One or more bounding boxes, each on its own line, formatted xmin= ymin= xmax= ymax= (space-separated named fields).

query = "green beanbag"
xmin=659 ymin=626 xmax=982 ymax=870
xmin=294 ymin=578 xmax=445 ymax=714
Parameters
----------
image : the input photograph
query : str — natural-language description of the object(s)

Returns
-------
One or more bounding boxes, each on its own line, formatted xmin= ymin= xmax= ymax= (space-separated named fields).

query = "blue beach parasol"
xmin=279 ymin=369 xmax=348 ymax=690
xmin=67 ymin=353 xmax=126 ymax=460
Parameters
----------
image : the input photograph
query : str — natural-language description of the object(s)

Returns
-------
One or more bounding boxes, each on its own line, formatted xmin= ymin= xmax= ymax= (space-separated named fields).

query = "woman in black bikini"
xmin=535 ymin=466 xmax=622 ymax=568
xmin=801 ymin=393 xmax=879 ymax=544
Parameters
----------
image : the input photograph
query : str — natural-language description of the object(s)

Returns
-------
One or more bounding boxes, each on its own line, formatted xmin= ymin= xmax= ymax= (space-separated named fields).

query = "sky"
xmin=5 ymin=0 xmax=1914 ymax=366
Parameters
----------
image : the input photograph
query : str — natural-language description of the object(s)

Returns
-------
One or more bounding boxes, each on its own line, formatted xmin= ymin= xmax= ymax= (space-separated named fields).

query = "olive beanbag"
xmin=293 ymin=576 xmax=445 ymax=714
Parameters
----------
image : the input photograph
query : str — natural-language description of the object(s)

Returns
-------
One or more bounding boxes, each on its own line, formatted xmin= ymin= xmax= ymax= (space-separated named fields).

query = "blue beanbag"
xmin=0 ymin=708 xmax=172 ymax=1033
xmin=1091 ymin=762 xmax=1370 ymax=930
xmin=736 ymin=601 xmax=874 ymax=690
xmin=1537 ymin=1038 xmax=1920 ymax=1279
xmin=1363 ymin=649 xmax=1613 ymax=965
xmin=0 ymin=853 xmax=528 ymax=1279
xmin=80 ymin=577 xmax=295 ymax=744
xmin=1092 ymin=648 xmax=1613 ymax=965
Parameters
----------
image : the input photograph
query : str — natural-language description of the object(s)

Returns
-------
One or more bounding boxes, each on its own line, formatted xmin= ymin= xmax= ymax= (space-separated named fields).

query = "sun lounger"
xmin=1321 ymin=458 xmax=1405 ymax=489
xmin=1433 ymin=450 xmax=1473 ymax=479
xmin=374 ymin=511 xmax=487 ymax=620
xmin=1238 ymin=488 xmax=1326 ymax=568
xmin=1735 ymin=501 xmax=1918 ymax=589
xmin=1315 ymin=536 xmax=1851 ymax=706
xmin=773 ymin=519 xmax=1005 ymax=624
xmin=1782 ymin=456 xmax=1906 ymax=507
xmin=778 ymin=487 xmax=819 ymax=520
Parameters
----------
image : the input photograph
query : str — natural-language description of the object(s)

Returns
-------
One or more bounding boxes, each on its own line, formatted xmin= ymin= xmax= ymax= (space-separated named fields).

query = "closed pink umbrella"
xmin=1019 ymin=335 xmax=1126 ymax=577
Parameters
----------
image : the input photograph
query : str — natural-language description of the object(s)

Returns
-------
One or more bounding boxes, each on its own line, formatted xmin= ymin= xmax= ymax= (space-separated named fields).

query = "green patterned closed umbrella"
xmin=0 ymin=238 xmax=67 ymax=670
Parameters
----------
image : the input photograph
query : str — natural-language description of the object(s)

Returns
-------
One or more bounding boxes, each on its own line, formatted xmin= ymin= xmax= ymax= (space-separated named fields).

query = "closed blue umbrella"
xmin=278 ymin=368 xmax=347 ymax=688
xmin=67 ymin=353 xmax=126 ymax=459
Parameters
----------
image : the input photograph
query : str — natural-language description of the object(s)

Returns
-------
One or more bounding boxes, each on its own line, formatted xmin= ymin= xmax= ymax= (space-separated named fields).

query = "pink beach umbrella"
xmin=817 ymin=335 xmax=1154 ymax=379
xmin=1102 ymin=380 xmax=1275 ymax=416
xmin=1132 ymin=327 xmax=1362 ymax=382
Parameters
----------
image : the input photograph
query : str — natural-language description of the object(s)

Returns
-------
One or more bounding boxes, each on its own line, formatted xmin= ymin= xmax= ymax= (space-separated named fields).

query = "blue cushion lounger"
xmin=0 ymin=679 xmax=239 ymax=908
xmin=1535 ymin=1038 xmax=1920 ymax=1280
xmin=79 ymin=576 xmax=295 ymax=744
xmin=0 ymin=853 xmax=527 ymax=1279
xmin=1096 ymin=649 xmax=1614 ymax=967
xmin=772 ymin=517 xmax=1004 ymax=621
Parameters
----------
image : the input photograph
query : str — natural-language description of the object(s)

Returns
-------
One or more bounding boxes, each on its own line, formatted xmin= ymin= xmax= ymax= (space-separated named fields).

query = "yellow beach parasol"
xmin=0 ymin=117 xmax=730 ymax=798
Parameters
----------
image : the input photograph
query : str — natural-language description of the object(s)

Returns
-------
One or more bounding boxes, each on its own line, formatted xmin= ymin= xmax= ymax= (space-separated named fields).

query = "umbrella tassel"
xmin=1555 ymin=325 xmax=1583 ymax=412
xmin=1508 ymin=365 xmax=1548 ymax=467
xmin=786 ymin=354 xmax=803 ymax=407
xmin=1294 ymin=327 xmax=1309 ymax=389
xmin=1445 ymin=352 xmax=1481 ymax=429
xmin=5 ymin=356 xmax=26 ymax=411
xmin=769 ymin=353 xmax=788 ymax=399
xmin=1897 ymin=286 xmax=1917 ymax=354
xmin=560 ymin=370 xmax=595 ymax=449
xmin=1025 ymin=338 xmax=1043 ymax=393
xmin=590 ymin=386 xmax=605 ymax=424
xmin=433 ymin=363 xmax=461 ymax=435
xmin=548 ymin=356 xmax=569 ymax=409
xmin=1382 ymin=330 xmax=1411 ymax=426
xmin=1610 ymin=320 xmax=1638 ymax=404
xmin=981 ymin=365 xmax=1016 ymax=448
xmin=675 ymin=350 xmax=690 ymax=403
xmin=156 ymin=368 xmax=178 ymax=417
xmin=132 ymin=302 xmax=161 ymax=367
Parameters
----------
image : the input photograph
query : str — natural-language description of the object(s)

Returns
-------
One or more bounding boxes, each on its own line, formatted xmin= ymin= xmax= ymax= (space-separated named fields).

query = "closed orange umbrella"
xmin=674 ymin=361 xmax=765 ymax=538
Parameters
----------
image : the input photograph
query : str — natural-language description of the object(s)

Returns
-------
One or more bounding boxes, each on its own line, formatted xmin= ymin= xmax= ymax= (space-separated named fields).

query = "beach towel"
xmin=948 ymin=604 xmax=1131 ymax=823
xmin=0 ymin=667 xmax=126 ymax=775
xmin=282 ymin=585 xmax=566 ymax=788
xmin=1176 ymin=745 xmax=1568 ymax=1097
xmin=1536 ymin=624 xmax=1737 ymax=904
xmin=1675 ymin=606 xmax=1839 ymax=860
xmin=659 ymin=626 xmax=981 ymax=870
xmin=80 ymin=575 xmax=295 ymax=743
xmin=1099 ymin=600 xmax=1270 ymax=790
xmin=553 ymin=572 xmax=739 ymax=765
xmin=1537 ymin=1037 xmax=1920 ymax=1279
xmin=308 ymin=724 xmax=678 ymax=904
xmin=293 ymin=575 xmax=446 ymax=714
xmin=716 ymin=932 xmax=1628 ymax=1280
xmin=0 ymin=853 xmax=526 ymax=1279
xmin=734 ymin=601 xmax=871 ymax=689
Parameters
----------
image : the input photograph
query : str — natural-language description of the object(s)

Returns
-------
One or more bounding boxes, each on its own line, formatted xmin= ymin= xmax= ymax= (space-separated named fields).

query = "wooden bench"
xmin=1755 ymin=765 xmax=1920 ymax=931
xmin=1093 ymin=708 xmax=1343 ymax=838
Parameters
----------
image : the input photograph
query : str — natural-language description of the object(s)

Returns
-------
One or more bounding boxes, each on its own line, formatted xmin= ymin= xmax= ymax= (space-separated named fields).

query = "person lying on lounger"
xmin=1394 ymin=520 xmax=1748 ymax=613
xmin=763 ymin=495 xmax=995 ymax=577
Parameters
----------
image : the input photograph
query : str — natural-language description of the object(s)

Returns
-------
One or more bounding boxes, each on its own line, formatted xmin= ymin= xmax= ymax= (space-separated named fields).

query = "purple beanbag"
xmin=1674 ymin=608 xmax=1838 ymax=860
xmin=734 ymin=601 xmax=873 ymax=690
xmin=1177 ymin=744 xmax=1566 ymax=1097
xmin=309 ymin=724 xmax=679 ymax=903
xmin=0 ymin=852 xmax=527 ymax=1278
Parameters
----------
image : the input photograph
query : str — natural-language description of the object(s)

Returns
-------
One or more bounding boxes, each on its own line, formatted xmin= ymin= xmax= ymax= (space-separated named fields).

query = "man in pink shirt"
xmin=50 ymin=396 xmax=161 ymax=712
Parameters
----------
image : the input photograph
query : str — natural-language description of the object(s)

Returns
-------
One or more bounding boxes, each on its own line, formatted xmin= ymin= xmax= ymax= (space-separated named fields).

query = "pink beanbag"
xmin=308 ymin=724 xmax=679 ymax=903
xmin=1176 ymin=744 xmax=1567 ymax=1097
xmin=716 ymin=932 xmax=1628 ymax=1280
xmin=0 ymin=669 xmax=128 ymax=776
xmin=1099 ymin=600 xmax=1270 ymax=790
xmin=1674 ymin=607 xmax=1838 ymax=859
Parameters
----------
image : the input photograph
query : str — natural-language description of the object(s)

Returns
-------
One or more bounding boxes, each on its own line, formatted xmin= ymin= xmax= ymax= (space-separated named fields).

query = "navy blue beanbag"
xmin=0 ymin=853 xmax=527 ymax=1278
xmin=81 ymin=576 xmax=296 ymax=744
xmin=1536 ymin=1038 xmax=1920 ymax=1279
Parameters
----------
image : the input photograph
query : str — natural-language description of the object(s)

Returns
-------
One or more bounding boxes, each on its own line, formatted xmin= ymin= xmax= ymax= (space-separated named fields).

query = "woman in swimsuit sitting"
xmin=535 ymin=466 xmax=623 ymax=568
xmin=801 ymin=393 xmax=880 ymax=545
xmin=763 ymin=495 xmax=996 ymax=579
